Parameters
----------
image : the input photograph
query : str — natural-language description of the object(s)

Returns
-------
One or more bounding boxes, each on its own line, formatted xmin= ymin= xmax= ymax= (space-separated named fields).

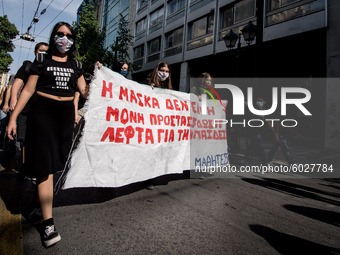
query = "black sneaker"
xmin=41 ymin=220 xmax=61 ymax=248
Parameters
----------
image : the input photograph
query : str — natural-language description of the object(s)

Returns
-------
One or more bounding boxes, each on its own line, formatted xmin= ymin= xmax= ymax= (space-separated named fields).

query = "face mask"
xmin=54 ymin=36 xmax=73 ymax=54
xmin=158 ymin=71 xmax=169 ymax=81
xmin=256 ymin=101 xmax=264 ymax=108
xmin=120 ymin=70 xmax=128 ymax=77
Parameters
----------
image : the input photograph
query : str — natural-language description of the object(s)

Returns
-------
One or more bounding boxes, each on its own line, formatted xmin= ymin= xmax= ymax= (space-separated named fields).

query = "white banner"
xmin=61 ymin=67 xmax=228 ymax=189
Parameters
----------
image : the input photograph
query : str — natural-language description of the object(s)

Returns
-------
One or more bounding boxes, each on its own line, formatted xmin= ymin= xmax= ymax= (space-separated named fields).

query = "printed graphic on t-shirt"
xmin=47 ymin=66 xmax=74 ymax=90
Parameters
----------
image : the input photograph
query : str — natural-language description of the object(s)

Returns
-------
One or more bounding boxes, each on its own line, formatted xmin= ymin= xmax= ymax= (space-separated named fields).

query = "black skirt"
xmin=17 ymin=113 xmax=28 ymax=142
xmin=24 ymin=94 xmax=75 ymax=179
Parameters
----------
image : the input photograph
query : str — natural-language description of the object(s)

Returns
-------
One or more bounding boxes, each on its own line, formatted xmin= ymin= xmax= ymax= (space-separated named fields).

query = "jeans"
xmin=246 ymin=133 xmax=267 ymax=164
xmin=267 ymin=135 xmax=293 ymax=164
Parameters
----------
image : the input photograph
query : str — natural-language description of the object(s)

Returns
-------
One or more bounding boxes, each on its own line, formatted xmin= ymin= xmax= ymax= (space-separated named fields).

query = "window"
xmin=166 ymin=27 xmax=184 ymax=48
xmin=235 ymin=0 xmax=256 ymax=23
xmin=148 ymin=37 xmax=161 ymax=55
xmin=268 ymin=0 xmax=300 ymax=11
xmin=147 ymin=37 xmax=161 ymax=62
xmin=150 ymin=6 xmax=164 ymax=26
xmin=122 ymin=0 xmax=130 ymax=10
xmin=165 ymin=27 xmax=183 ymax=56
xmin=189 ymin=14 xmax=214 ymax=40
xmin=136 ymin=17 xmax=147 ymax=34
xmin=266 ymin=0 xmax=324 ymax=26
xmin=221 ymin=7 xmax=234 ymax=28
xmin=168 ymin=0 xmax=185 ymax=16
xmin=187 ymin=14 xmax=214 ymax=50
xmin=221 ymin=0 xmax=255 ymax=29
xmin=137 ymin=0 xmax=148 ymax=10
xmin=134 ymin=44 xmax=144 ymax=59
xmin=104 ymin=31 xmax=115 ymax=49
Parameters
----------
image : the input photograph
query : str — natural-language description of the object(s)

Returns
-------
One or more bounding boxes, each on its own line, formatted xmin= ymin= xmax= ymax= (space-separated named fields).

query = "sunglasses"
xmin=55 ymin=31 xmax=73 ymax=40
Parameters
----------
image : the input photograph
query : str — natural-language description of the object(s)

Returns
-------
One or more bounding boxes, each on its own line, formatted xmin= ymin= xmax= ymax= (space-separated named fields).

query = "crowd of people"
xmin=0 ymin=21 xmax=178 ymax=249
xmin=0 ymin=21 xmax=293 ymax=249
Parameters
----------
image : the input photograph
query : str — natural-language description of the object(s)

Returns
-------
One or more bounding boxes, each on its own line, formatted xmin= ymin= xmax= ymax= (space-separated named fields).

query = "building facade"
xmin=99 ymin=0 xmax=340 ymax=151
xmin=0 ymin=73 xmax=10 ymax=92
xmin=100 ymin=0 xmax=131 ymax=49
xmin=78 ymin=0 xmax=131 ymax=49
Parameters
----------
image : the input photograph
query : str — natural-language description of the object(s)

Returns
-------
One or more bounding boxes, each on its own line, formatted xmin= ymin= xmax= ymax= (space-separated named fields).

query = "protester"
xmin=148 ymin=61 xmax=173 ymax=90
xmin=200 ymin=72 xmax=213 ymax=87
xmin=7 ymin=22 xmax=88 ymax=248
xmin=144 ymin=61 xmax=173 ymax=190
xmin=195 ymin=72 xmax=213 ymax=101
xmin=244 ymin=96 xmax=278 ymax=166
xmin=9 ymin=42 xmax=49 ymax=168
xmin=113 ymin=59 xmax=129 ymax=78
xmin=266 ymin=116 xmax=294 ymax=165
xmin=120 ymin=60 xmax=129 ymax=78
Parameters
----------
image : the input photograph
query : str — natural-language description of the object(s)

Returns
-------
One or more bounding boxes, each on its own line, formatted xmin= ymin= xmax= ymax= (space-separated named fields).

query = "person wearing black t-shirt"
xmin=7 ymin=22 xmax=88 ymax=248
xmin=9 ymin=42 xmax=48 ymax=168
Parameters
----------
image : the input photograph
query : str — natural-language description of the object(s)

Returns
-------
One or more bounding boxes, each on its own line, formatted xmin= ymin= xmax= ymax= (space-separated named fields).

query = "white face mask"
xmin=158 ymin=71 xmax=169 ymax=81
xmin=54 ymin=36 xmax=73 ymax=54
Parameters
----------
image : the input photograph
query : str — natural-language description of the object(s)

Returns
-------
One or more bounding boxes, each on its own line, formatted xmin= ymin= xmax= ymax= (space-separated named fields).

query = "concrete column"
xmin=179 ymin=62 xmax=190 ymax=92
xmin=325 ymin=0 xmax=340 ymax=151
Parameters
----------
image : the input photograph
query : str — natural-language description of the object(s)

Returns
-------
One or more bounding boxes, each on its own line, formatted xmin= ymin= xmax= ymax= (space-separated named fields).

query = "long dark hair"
xmin=149 ymin=61 xmax=173 ymax=90
xmin=47 ymin=22 xmax=76 ymax=59
xmin=34 ymin=42 xmax=49 ymax=53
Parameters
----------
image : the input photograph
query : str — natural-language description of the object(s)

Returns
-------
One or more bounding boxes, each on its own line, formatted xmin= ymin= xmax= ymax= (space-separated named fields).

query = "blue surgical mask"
xmin=120 ymin=70 xmax=128 ymax=77
xmin=256 ymin=101 xmax=264 ymax=108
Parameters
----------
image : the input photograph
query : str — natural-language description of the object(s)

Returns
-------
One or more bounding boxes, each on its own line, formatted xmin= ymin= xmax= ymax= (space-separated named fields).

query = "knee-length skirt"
xmin=24 ymin=94 xmax=75 ymax=179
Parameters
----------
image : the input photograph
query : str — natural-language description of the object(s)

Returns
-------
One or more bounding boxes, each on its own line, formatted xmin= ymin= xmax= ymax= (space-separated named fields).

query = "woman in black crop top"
xmin=7 ymin=22 xmax=88 ymax=248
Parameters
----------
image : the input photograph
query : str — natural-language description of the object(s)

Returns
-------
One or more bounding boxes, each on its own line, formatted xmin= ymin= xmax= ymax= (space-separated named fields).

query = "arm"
xmin=74 ymin=91 xmax=80 ymax=124
xmin=0 ymin=87 xmax=5 ymax=106
xmin=9 ymin=78 xmax=24 ymax=111
xmin=77 ymin=75 xmax=89 ymax=99
xmin=2 ymin=85 xmax=12 ymax=113
xmin=7 ymin=75 xmax=38 ymax=140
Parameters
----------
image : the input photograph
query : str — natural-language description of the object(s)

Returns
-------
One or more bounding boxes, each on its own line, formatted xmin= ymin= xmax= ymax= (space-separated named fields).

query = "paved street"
xmin=1 ymin=140 xmax=340 ymax=255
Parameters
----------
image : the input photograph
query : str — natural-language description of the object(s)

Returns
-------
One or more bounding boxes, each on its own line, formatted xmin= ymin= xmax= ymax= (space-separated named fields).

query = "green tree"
xmin=73 ymin=0 xmax=106 ymax=73
xmin=0 ymin=15 xmax=19 ymax=73
xmin=104 ymin=14 xmax=133 ymax=70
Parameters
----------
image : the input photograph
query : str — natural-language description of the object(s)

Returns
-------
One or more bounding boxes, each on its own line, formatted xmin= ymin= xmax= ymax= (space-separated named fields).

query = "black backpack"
xmin=24 ymin=61 xmax=32 ymax=74
xmin=34 ymin=52 xmax=82 ymax=70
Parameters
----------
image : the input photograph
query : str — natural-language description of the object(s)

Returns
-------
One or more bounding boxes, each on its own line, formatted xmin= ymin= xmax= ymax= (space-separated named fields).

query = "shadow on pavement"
xmin=241 ymin=178 xmax=340 ymax=207
xmin=264 ymin=178 xmax=340 ymax=199
xmin=249 ymin=224 xmax=340 ymax=255
xmin=1 ymin=169 xmax=197 ymax=212
xmin=53 ymin=171 xmax=191 ymax=207
xmin=0 ymin=172 xmax=21 ymax=215
xmin=0 ymin=172 xmax=38 ymax=219
xmin=283 ymin=204 xmax=340 ymax=227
